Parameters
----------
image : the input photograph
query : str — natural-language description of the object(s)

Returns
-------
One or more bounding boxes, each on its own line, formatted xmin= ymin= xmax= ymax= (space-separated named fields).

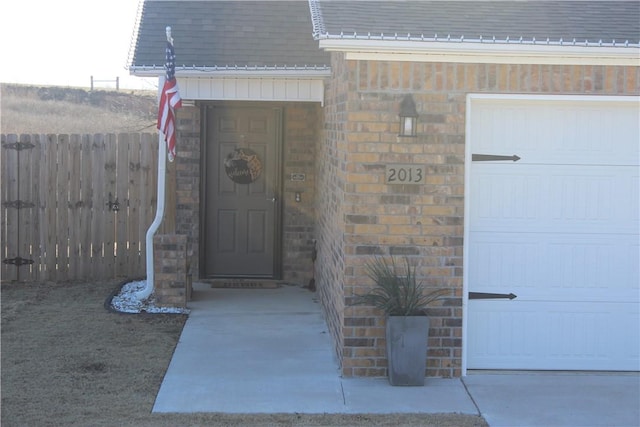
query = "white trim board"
xmin=320 ymin=40 xmax=640 ymax=66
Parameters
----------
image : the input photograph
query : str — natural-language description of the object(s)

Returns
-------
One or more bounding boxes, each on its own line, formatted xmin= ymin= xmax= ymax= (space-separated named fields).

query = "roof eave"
xmin=318 ymin=39 xmax=640 ymax=66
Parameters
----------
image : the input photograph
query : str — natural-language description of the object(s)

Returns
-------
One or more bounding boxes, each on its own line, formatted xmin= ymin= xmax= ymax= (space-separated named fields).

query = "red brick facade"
xmin=317 ymin=53 xmax=639 ymax=378
xmin=153 ymin=234 xmax=188 ymax=307
xmin=165 ymin=55 xmax=638 ymax=379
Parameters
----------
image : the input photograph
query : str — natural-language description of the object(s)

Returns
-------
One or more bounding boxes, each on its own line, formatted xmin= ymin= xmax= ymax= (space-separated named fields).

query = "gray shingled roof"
xmin=131 ymin=0 xmax=330 ymax=70
xmin=312 ymin=0 xmax=640 ymax=46
xmin=131 ymin=0 xmax=639 ymax=74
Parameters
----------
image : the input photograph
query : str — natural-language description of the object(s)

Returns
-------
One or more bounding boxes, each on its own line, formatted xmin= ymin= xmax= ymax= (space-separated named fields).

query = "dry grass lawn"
xmin=1 ymin=280 xmax=488 ymax=427
xmin=1 ymin=83 xmax=157 ymax=134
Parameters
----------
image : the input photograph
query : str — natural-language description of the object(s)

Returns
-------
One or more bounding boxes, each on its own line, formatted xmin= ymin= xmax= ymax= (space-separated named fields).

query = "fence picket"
xmin=103 ymin=134 xmax=117 ymax=278
xmin=44 ymin=134 xmax=59 ymax=280
xmin=16 ymin=135 xmax=30 ymax=281
xmin=68 ymin=134 xmax=82 ymax=280
xmin=0 ymin=135 xmax=8 ymax=280
xmin=116 ymin=134 xmax=129 ymax=277
xmin=91 ymin=134 xmax=106 ymax=280
xmin=55 ymin=135 xmax=70 ymax=280
xmin=79 ymin=134 xmax=93 ymax=279
xmin=127 ymin=134 xmax=142 ymax=277
xmin=38 ymin=135 xmax=52 ymax=281
xmin=139 ymin=133 xmax=154 ymax=278
xmin=27 ymin=135 xmax=43 ymax=281
xmin=1 ymin=135 xmax=19 ymax=281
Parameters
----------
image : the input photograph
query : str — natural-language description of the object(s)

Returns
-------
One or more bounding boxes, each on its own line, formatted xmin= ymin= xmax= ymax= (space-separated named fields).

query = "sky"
xmin=1 ymin=0 xmax=157 ymax=91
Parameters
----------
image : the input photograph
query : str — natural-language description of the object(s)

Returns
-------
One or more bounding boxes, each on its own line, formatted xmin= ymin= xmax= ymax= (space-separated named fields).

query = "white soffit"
xmin=320 ymin=40 xmax=640 ymax=66
xmin=131 ymin=66 xmax=329 ymax=104
xmin=178 ymin=76 xmax=326 ymax=104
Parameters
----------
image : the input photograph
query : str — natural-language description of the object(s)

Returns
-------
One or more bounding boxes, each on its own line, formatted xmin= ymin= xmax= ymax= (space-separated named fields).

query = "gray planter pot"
xmin=385 ymin=316 xmax=429 ymax=386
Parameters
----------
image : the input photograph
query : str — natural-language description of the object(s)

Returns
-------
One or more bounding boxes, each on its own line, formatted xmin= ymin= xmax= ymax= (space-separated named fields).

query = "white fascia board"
xmin=129 ymin=67 xmax=331 ymax=79
xmin=319 ymin=39 xmax=640 ymax=66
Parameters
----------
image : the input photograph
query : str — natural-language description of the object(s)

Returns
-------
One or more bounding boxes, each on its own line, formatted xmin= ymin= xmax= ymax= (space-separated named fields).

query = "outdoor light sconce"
xmin=398 ymin=94 xmax=418 ymax=137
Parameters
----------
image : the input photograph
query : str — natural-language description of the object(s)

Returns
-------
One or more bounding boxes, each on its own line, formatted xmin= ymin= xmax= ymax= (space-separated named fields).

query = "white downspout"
xmin=135 ymin=87 xmax=167 ymax=300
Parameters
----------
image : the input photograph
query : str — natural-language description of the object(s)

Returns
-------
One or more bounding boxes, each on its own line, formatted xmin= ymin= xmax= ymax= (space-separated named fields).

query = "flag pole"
xmin=136 ymin=26 xmax=173 ymax=300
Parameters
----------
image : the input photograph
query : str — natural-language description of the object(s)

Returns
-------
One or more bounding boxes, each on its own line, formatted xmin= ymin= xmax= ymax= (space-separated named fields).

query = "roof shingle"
xmin=131 ymin=0 xmax=330 ymax=70
xmin=313 ymin=1 xmax=640 ymax=46
xmin=131 ymin=0 xmax=640 ymax=73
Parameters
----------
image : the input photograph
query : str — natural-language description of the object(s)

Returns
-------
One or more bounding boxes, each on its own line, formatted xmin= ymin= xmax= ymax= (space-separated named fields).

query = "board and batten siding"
xmin=179 ymin=77 xmax=326 ymax=104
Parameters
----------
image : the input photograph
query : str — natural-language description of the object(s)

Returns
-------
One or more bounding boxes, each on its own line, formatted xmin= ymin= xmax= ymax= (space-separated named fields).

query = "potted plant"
xmin=356 ymin=256 xmax=449 ymax=386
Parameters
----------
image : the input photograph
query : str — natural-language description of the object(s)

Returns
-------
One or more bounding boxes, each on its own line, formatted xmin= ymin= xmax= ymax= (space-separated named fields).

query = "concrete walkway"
xmin=153 ymin=282 xmax=640 ymax=426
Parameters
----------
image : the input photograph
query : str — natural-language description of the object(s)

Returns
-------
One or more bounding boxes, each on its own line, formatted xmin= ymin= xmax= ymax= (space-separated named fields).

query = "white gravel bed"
xmin=110 ymin=280 xmax=190 ymax=314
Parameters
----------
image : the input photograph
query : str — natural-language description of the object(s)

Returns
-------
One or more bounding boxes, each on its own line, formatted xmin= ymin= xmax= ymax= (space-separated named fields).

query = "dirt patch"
xmin=1 ymin=280 xmax=487 ymax=427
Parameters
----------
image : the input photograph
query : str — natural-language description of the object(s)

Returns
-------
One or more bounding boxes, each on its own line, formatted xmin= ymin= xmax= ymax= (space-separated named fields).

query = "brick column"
xmin=153 ymin=234 xmax=189 ymax=307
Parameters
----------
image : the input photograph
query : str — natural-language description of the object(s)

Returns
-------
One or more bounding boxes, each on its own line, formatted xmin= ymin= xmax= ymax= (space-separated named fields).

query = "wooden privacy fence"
xmin=1 ymin=133 xmax=176 ymax=282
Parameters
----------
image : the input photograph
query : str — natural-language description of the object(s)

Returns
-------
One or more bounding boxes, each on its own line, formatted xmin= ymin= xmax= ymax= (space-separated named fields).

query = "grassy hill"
xmin=1 ymin=83 xmax=158 ymax=135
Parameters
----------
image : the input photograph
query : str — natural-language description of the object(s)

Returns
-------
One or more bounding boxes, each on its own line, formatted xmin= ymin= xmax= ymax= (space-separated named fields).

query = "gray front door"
xmin=203 ymin=105 xmax=282 ymax=277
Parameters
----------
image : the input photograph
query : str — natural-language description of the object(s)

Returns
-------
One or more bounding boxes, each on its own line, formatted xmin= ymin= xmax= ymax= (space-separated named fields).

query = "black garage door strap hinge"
xmin=469 ymin=292 xmax=517 ymax=300
xmin=472 ymin=154 xmax=521 ymax=162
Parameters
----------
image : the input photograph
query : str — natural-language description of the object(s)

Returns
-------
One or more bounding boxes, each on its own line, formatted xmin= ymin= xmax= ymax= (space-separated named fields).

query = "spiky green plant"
xmin=357 ymin=257 xmax=449 ymax=316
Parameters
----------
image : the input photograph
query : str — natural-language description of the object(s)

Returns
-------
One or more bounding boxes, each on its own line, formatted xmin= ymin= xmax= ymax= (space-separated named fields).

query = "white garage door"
xmin=466 ymin=95 xmax=639 ymax=371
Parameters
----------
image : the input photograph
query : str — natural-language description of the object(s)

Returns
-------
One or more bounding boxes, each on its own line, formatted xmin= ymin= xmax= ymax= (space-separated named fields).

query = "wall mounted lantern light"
xmin=398 ymin=94 xmax=418 ymax=137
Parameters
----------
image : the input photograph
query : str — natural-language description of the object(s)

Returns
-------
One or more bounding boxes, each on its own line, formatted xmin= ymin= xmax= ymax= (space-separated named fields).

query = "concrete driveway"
xmin=463 ymin=372 xmax=639 ymax=427
xmin=153 ymin=282 xmax=640 ymax=426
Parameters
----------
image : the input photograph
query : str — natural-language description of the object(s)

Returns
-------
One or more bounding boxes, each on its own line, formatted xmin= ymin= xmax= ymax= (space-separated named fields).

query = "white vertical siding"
xmin=180 ymin=77 xmax=325 ymax=104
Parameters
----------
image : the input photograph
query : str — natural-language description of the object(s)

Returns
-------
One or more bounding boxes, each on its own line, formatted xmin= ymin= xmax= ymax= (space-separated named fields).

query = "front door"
xmin=203 ymin=105 xmax=282 ymax=277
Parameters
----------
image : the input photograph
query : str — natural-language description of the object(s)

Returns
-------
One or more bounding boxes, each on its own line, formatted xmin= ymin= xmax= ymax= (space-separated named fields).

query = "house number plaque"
xmin=385 ymin=164 xmax=425 ymax=185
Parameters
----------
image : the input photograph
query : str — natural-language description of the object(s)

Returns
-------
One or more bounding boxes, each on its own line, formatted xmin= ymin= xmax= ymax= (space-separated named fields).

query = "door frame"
xmin=199 ymin=101 xmax=284 ymax=279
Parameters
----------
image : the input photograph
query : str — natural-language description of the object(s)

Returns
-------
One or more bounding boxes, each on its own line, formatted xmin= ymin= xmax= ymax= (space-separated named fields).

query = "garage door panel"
xmin=470 ymin=164 xmax=640 ymax=234
xmin=469 ymin=232 xmax=639 ymax=301
xmin=467 ymin=95 xmax=640 ymax=371
xmin=468 ymin=301 xmax=640 ymax=370
xmin=471 ymin=165 xmax=638 ymax=234
xmin=469 ymin=235 xmax=542 ymax=292
xmin=546 ymin=237 xmax=639 ymax=298
xmin=473 ymin=170 xmax=544 ymax=223
xmin=470 ymin=98 xmax=639 ymax=166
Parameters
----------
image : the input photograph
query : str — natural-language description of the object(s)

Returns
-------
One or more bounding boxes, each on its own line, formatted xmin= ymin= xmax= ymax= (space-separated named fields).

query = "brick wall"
xmin=282 ymin=103 xmax=320 ymax=284
xmin=319 ymin=55 xmax=639 ymax=378
xmin=175 ymin=105 xmax=201 ymax=278
xmin=315 ymin=52 xmax=351 ymax=370
xmin=153 ymin=234 xmax=188 ymax=307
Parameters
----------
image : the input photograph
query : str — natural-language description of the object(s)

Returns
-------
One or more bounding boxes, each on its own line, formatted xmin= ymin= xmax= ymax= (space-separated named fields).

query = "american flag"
xmin=157 ymin=38 xmax=182 ymax=162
